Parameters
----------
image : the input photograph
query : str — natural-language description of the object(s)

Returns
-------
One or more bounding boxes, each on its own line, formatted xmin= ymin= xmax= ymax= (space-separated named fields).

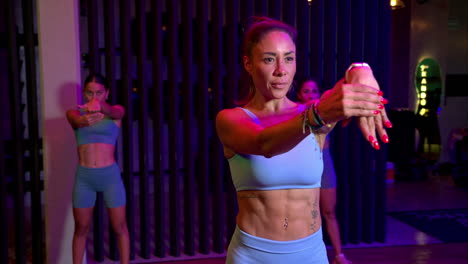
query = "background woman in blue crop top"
xmin=297 ymin=77 xmax=351 ymax=264
xmin=66 ymin=73 xmax=129 ymax=264
xmin=216 ymin=17 xmax=392 ymax=263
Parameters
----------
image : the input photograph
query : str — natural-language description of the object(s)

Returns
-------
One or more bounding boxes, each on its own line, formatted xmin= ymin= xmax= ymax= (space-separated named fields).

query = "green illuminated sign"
xmin=415 ymin=58 xmax=442 ymax=117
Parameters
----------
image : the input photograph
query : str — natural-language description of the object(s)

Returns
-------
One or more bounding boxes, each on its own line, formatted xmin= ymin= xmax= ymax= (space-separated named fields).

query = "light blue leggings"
xmin=72 ymin=163 xmax=126 ymax=208
xmin=226 ymin=226 xmax=328 ymax=264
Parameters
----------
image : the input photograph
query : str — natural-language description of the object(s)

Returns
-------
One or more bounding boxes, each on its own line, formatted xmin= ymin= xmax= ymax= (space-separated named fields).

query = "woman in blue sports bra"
xmin=66 ymin=73 xmax=129 ymax=264
xmin=216 ymin=17 xmax=391 ymax=264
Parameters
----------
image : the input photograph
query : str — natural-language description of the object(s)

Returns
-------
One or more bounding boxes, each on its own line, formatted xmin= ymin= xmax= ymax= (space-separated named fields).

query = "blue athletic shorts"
xmin=72 ymin=163 xmax=126 ymax=208
xmin=226 ymin=226 xmax=328 ymax=264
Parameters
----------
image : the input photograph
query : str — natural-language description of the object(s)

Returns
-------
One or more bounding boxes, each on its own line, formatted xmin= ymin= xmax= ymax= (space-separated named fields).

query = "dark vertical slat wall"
xmin=348 ymin=0 xmax=365 ymax=244
xmin=0 ymin=0 xmax=391 ymax=262
xmin=119 ymin=0 xmax=136 ymax=259
xmin=85 ymin=0 xmax=106 ymax=260
xmin=362 ymin=0 xmax=378 ymax=243
xmin=21 ymin=0 xmax=43 ymax=262
xmin=196 ymin=0 xmax=210 ymax=255
xmin=296 ymin=0 xmax=310 ymax=80
xmin=135 ymin=0 xmax=151 ymax=259
xmin=282 ymin=0 xmax=296 ymax=28
xmin=224 ymin=0 xmax=240 ymax=242
xmin=255 ymin=0 xmax=267 ymax=15
xmin=0 ymin=6 xmax=7 ymax=263
xmin=268 ymin=0 xmax=281 ymax=20
xmin=0 ymin=105 xmax=6 ymax=264
xmin=167 ymin=0 xmax=181 ymax=257
xmin=103 ymin=0 xmax=119 ymax=259
xmin=241 ymin=0 xmax=254 ymax=22
xmin=150 ymin=0 xmax=165 ymax=258
xmin=375 ymin=0 xmax=391 ymax=243
xmin=334 ymin=0 xmax=351 ymax=246
xmin=6 ymin=0 xmax=27 ymax=263
xmin=182 ymin=0 xmax=196 ymax=256
xmin=211 ymin=0 xmax=225 ymax=254
xmin=309 ymin=0 xmax=324 ymax=82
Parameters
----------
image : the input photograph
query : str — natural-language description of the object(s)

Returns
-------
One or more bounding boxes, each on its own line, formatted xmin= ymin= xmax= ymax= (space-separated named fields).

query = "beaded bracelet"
xmin=301 ymin=103 xmax=322 ymax=134
xmin=312 ymin=100 xmax=332 ymax=128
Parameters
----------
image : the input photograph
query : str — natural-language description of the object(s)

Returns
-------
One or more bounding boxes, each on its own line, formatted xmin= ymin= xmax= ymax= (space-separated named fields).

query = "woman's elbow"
xmin=256 ymin=134 xmax=276 ymax=158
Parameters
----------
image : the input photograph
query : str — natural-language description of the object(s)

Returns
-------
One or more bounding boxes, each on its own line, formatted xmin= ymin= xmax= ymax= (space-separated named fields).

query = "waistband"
xmin=234 ymin=225 xmax=323 ymax=253
xmin=77 ymin=163 xmax=119 ymax=172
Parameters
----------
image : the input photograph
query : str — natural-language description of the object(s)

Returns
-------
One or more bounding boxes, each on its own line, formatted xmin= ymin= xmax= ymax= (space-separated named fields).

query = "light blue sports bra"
xmin=74 ymin=111 xmax=119 ymax=146
xmin=227 ymin=106 xmax=323 ymax=191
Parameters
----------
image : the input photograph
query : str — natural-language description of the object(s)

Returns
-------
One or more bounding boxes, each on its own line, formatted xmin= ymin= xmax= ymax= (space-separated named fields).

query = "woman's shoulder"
xmin=217 ymin=107 xmax=245 ymax=120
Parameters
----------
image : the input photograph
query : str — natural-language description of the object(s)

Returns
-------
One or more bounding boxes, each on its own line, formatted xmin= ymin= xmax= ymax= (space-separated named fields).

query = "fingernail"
xmin=381 ymin=98 xmax=388 ymax=104
xmin=374 ymin=110 xmax=380 ymax=115
xmin=377 ymin=91 xmax=384 ymax=96
xmin=382 ymin=135 xmax=389 ymax=143
xmin=385 ymin=121 xmax=393 ymax=128
xmin=373 ymin=141 xmax=380 ymax=150
xmin=378 ymin=105 xmax=384 ymax=109
xmin=369 ymin=136 xmax=380 ymax=150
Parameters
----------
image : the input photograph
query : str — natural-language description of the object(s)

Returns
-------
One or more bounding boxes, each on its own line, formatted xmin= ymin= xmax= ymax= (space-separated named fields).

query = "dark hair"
xmin=237 ymin=17 xmax=297 ymax=105
xmin=84 ymin=73 xmax=108 ymax=90
xmin=296 ymin=76 xmax=321 ymax=95
xmin=242 ymin=16 xmax=297 ymax=57
xmin=289 ymin=76 xmax=321 ymax=102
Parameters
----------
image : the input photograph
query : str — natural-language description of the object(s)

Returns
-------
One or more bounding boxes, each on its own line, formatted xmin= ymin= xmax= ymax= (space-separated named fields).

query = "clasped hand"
xmin=78 ymin=99 xmax=104 ymax=126
xmin=78 ymin=98 xmax=102 ymax=113
xmin=316 ymin=75 xmax=391 ymax=150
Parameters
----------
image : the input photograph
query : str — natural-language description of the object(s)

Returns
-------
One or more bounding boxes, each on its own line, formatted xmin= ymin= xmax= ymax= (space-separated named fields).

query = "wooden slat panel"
xmin=309 ymin=0 xmax=324 ymax=82
xmin=196 ymin=0 xmax=210 ymax=254
xmin=211 ymin=0 xmax=225 ymax=253
xmin=151 ymin=0 xmax=165 ymax=258
xmin=282 ymin=0 xmax=295 ymax=28
xmin=296 ymin=0 xmax=310 ymax=79
xmin=182 ymin=0 xmax=196 ymax=256
xmin=135 ymin=0 xmax=151 ymax=258
xmin=348 ymin=0 xmax=365 ymax=244
xmin=86 ymin=0 xmax=105 ymax=260
xmin=361 ymin=0 xmax=379 ymax=244
xmin=323 ymin=0 xmax=337 ymax=91
xmin=241 ymin=0 xmax=254 ymax=21
xmin=254 ymin=0 xmax=267 ymax=15
xmin=103 ymin=0 xmax=118 ymax=259
xmin=268 ymin=0 xmax=281 ymax=20
xmin=334 ymin=0 xmax=352 ymax=245
xmin=225 ymin=0 xmax=240 ymax=241
xmin=167 ymin=0 xmax=181 ymax=257
xmin=6 ymin=0 xmax=26 ymax=262
xmin=0 ymin=4 xmax=9 ymax=261
xmin=375 ymin=0 xmax=392 ymax=243
xmin=119 ymin=0 xmax=136 ymax=259
xmin=21 ymin=0 xmax=43 ymax=262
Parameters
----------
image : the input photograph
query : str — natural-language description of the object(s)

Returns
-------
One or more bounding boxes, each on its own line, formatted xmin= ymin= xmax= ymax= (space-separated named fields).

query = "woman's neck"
xmin=246 ymin=96 xmax=296 ymax=115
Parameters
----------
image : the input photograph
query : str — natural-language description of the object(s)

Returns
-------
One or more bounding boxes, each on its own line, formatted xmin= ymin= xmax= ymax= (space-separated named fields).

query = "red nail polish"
xmin=374 ymin=110 xmax=380 ymax=115
xmin=381 ymin=98 xmax=389 ymax=104
xmin=368 ymin=135 xmax=375 ymax=142
xmin=373 ymin=141 xmax=380 ymax=150
xmin=385 ymin=121 xmax=393 ymax=128
xmin=378 ymin=105 xmax=384 ymax=109
xmin=382 ymin=135 xmax=389 ymax=143
xmin=377 ymin=91 xmax=384 ymax=96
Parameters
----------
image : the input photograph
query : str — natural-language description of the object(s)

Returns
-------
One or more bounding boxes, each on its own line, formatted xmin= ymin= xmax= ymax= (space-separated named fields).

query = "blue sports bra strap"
xmin=238 ymin=107 xmax=261 ymax=125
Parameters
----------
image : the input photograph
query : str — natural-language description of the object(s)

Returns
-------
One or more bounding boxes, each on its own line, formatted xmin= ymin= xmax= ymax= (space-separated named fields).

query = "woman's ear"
xmin=243 ymin=55 xmax=252 ymax=74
